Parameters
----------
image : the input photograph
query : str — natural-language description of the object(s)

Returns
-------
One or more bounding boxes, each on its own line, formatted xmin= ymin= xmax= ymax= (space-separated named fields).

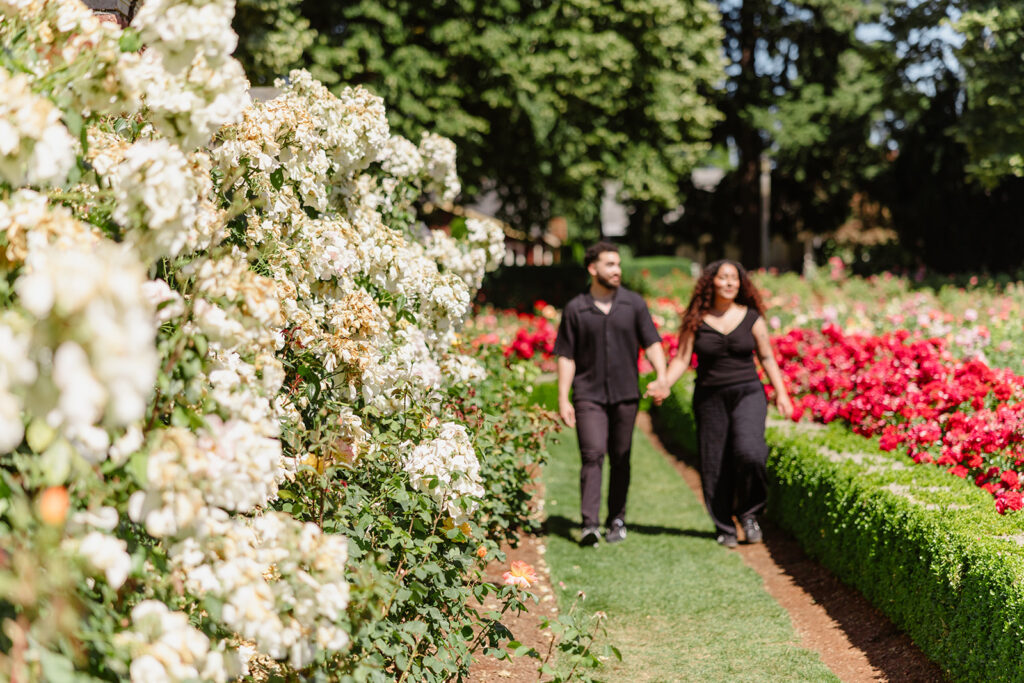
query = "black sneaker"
xmin=716 ymin=534 xmax=738 ymax=548
xmin=580 ymin=526 xmax=600 ymax=547
xmin=605 ymin=520 xmax=627 ymax=544
xmin=741 ymin=518 xmax=763 ymax=544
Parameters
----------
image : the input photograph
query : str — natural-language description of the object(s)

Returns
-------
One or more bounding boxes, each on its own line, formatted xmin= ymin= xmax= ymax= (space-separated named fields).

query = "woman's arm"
xmin=664 ymin=331 xmax=694 ymax=387
xmin=645 ymin=330 xmax=693 ymax=403
xmin=751 ymin=317 xmax=793 ymax=418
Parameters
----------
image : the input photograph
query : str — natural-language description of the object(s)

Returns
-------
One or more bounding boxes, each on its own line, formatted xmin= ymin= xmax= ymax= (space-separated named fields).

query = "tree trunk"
xmin=734 ymin=0 xmax=762 ymax=267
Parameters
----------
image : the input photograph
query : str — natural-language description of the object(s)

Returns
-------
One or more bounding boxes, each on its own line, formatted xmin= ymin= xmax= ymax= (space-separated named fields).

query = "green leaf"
xmin=119 ymin=27 xmax=142 ymax=52
xmin=37 ymin=649 xmax=76 ymax=683
xmin=270 ymin=167 xmax=285 ymax=190
xmin=127 ymin=450 xmax=148 ymax=487
xmin=63 ymin=108 xmax=83 ymax=140
xmin=449 ymin=217 xmax=468 ymax=240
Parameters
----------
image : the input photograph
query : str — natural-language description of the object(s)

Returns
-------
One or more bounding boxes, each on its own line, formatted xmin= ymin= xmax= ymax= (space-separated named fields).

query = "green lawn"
xmin=542 ymin=425 xmax=838 ymax=682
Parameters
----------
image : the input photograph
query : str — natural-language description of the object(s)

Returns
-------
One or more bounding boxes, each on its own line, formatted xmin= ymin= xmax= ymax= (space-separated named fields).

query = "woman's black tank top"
xmin=692 ymin=307 xmax=760 ymax=388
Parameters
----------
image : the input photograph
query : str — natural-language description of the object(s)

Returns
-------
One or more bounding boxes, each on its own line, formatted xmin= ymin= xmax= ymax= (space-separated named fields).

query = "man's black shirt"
xmin=553 ymin=287 xmax=662 ymax=404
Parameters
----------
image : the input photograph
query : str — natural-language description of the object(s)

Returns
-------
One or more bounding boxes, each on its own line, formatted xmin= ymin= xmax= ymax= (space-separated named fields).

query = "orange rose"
xmin=502 ymin=560 xmax=538 ymax=589
xmin=476 ymin=545 xmax=487 ymax=559
xmin=38 ymin=486 xmax=70 ymax=525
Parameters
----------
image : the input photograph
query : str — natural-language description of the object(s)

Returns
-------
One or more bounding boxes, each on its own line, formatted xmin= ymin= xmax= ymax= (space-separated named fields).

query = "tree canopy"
xmin=234 ymin=0 xmax=726 ymax=236
xmin=954 ymin=3 xmax=1024 ymax=183
xmin=232 ymin=0 xmax=1024 ymax=272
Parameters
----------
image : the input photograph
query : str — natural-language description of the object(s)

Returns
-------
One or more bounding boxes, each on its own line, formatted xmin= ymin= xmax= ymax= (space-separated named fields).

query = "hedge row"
xmin=653 ymin=378 xmax=1024 ymax=683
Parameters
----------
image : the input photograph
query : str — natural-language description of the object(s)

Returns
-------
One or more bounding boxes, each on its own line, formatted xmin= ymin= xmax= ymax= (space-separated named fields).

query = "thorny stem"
xmin=464 ymin=597 xmax=516 ymax=657
xmin=379 ymin=513 xmax=420 ymax=618
xmin=395 ymin=632 xmax=425 ymax=683
xmin=563 ymin=611 xmax=604 ymax=681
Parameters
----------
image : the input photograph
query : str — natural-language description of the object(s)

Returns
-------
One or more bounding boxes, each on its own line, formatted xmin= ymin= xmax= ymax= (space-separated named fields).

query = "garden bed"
xmin=653 ymin=378 xmax=1024 ymax=683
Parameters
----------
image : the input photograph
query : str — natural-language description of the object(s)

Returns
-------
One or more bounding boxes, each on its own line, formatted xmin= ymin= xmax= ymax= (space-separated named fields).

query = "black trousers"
xmin=575 ymin=399 xmax=640 ymax=528
xmin=693 ymin=380 xmax=769 ymax=538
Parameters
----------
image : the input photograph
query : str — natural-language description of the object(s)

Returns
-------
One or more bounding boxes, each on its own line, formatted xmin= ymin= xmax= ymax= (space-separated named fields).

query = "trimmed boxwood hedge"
xmin=653 ymin=378 xmax=1024 ymax=683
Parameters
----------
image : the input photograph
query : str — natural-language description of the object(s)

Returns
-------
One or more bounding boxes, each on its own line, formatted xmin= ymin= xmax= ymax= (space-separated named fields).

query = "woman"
xmin=647 ymin=260 xmax=793 ymax=548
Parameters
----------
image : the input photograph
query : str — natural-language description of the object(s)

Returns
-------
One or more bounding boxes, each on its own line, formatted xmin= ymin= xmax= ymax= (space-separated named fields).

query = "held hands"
xmin=558 ymin=397 xmax=576 ymax=428
xmin=644 ymin=378 xmax=671 ymax=405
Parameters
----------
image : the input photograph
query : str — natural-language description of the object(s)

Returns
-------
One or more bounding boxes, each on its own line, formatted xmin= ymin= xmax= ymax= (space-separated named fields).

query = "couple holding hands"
xmin=554 ymin=242 xmax=793 ymax=548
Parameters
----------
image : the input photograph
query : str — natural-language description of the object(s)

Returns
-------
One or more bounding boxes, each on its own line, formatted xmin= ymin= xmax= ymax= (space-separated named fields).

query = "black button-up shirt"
xmin=553 ymin=287 xmax=662 ymax=404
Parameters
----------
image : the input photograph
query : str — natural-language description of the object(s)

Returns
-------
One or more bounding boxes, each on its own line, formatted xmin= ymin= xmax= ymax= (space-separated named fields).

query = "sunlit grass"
xmin=542 ymin=425 xmax=837 ymax=682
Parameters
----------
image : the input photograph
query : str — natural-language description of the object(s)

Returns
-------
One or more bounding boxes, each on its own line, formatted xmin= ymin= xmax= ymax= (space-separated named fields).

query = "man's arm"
xmin=644 ymin=340 xmax=667 ymax=385
xmin=557 ymin=355 xmax=577 ymax=427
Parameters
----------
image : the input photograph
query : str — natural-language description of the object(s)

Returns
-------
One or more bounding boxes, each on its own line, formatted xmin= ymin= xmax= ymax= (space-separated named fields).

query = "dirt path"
xmin=470 ymin=415 xmax=946 ymax=681
xmin=637 ymin=412 xmax=945 ymax=683
xmin=468 ymin=533 xmax=557 ymax=681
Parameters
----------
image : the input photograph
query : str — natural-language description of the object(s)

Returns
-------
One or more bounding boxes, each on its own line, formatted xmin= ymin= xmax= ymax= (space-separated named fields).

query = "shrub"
xmin=655 ymin=378 xmax=1024 ymax=682
xmin=0 ymin=3 xmax=553 ymax=680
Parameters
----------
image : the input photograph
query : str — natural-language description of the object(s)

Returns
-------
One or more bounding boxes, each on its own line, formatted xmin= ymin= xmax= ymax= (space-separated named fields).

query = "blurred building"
xmin=82 ymin=0 xmax=135 ymax=26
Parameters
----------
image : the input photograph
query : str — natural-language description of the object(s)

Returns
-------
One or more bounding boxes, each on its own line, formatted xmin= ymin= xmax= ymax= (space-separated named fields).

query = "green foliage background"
xmin=232 ymin=1 xmax=1024 ymax=271
xmin=233 ymin=0 xmax=725 ymax=239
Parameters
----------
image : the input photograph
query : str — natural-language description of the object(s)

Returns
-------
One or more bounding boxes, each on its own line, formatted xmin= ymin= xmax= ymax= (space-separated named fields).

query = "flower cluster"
xmin=114 ymin=601 xmax=248 ymax=683
xmin=403 ymin=422 xmax=485 ymax=525
xmin=776 ymin=325 xmax=1024 ymax=512
xmin=128 ymin=0 xmax=250 ymax=148
xmin=107 ymin=139 xmax=225 ymax=261
xmin=169 ymin=511 xmax=350 ymax=669
xmin=13 ymin=237 xmax=158 ymax=460
xmin=0 ymin=2 xmax=516 ymax=680
xmin=0 ymin=70 xmax=77 ymax=187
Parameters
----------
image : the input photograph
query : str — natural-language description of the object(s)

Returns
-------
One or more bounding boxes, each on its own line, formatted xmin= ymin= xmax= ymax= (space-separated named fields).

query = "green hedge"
xmin=654 ymin=378 xmax=1024 ymax=682
xmin=620 ymin=255 xmax=693 ymax=295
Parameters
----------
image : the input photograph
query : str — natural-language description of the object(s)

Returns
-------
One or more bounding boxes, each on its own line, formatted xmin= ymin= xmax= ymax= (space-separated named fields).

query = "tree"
xmin=233 ymin=0 xmax=726 ymax=238
xmin=678 ymin=0 xmax=891 ymax=266
xmin=233 ymin=0 xmax=316 ymax=86
xmin=954 ymin=4 xmax=1024 ymax=183
xmin=854 ymin=0 xmax=1024 ymax=274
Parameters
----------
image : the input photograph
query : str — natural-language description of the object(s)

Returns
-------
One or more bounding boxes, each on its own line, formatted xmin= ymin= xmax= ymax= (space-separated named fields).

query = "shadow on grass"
xmin=542 ymin=514 xmax=717 ymax=543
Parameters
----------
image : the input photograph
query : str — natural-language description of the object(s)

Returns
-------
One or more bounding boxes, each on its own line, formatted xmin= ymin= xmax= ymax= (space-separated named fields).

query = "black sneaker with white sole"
xmin=741 ymin=517 xmax=763 ymax=544
xmin=579 ymin=526 xmax=600 ymax=547
xmin=716 ymin=533 xmax=738 ymax=548
xmin=605 ymin=520 xmax=627 ymax=544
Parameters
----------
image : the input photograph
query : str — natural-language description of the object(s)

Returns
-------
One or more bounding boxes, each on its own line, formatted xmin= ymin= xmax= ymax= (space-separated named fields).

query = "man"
xmin=554 ymin=242 xmax=667 ymax=546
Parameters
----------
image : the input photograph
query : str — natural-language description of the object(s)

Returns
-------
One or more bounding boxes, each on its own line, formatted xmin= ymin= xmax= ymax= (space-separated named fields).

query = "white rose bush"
xmin=0 ymin=2 xmax=553 ymax=681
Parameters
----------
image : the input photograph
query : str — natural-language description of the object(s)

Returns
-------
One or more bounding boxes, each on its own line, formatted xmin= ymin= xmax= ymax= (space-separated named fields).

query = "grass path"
xmin=543 ymin=425 xmax=838 ymax=682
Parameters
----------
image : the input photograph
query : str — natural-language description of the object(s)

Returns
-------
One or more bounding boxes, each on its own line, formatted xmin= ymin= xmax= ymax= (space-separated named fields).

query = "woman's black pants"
xmin=574 ymin=399 xmax=639 ymax=529
xmin=693 ymin=380 xmax=769 ymax=538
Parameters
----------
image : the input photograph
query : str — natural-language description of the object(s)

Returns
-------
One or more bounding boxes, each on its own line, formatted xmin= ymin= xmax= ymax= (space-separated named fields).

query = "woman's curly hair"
xmin=678 ymin=260 xmax=766 ymax=338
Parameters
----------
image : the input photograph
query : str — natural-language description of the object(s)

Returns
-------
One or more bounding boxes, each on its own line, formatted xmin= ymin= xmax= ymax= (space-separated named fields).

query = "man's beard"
xmin=596 ymin=273 xmax=620 ymax=289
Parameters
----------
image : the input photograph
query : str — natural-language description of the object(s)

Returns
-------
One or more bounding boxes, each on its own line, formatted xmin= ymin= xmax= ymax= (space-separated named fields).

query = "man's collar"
xmin=585 ymin=286 xmax=620 ymax=309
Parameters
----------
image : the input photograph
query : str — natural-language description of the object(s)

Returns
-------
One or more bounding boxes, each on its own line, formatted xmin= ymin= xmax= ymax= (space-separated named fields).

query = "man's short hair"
xmin=584 ymin=241 xmax=619 ymax=267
